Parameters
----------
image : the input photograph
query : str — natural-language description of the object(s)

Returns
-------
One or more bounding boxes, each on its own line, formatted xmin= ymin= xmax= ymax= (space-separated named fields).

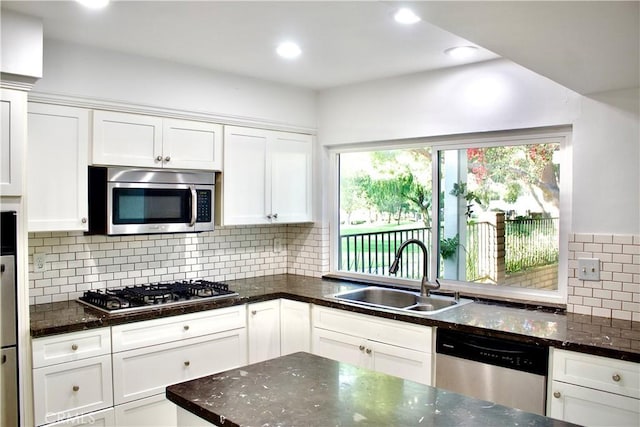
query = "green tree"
xmin=340 ymin=175 xmax=368 ymax=224
xmin=359 ymin=175 xmax=410 ymax=224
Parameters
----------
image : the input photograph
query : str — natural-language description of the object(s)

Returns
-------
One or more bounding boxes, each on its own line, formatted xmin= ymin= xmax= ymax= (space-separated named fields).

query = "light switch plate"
xmin=577 ymin=257 xmax=600 ymax=281
xmin=273 ymin=238 xmax=284 ymax=254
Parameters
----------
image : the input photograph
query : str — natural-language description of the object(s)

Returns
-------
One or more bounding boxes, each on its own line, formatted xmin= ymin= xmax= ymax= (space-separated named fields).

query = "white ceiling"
xmin=2 ymin=1 xmax=638 ymax=94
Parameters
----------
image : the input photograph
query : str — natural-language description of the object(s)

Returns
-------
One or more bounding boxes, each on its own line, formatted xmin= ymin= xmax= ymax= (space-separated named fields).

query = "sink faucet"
xmin=389 ymin=238 xmax=440 ymax=300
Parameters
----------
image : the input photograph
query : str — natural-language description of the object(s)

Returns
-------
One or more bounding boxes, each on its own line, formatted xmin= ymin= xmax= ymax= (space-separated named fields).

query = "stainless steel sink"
xmin=331 ymin=286 xmax=472 ymax=315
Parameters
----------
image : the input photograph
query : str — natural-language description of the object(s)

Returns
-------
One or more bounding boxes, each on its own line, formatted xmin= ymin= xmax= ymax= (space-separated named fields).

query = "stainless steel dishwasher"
xmin=435 ymin=328 xmax=549 ymax=415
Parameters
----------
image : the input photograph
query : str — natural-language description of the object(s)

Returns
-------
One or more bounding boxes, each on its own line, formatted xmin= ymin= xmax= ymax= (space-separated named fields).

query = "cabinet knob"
xmin=612 ymin=373 xmax=621 ymax=382
xmin=184 ymin=361 xmax=190 ymax=367
xmin=365 ymin=348 xmax=372 ymax=355
xmin=164 ymin=156 xmax=171 ymax=162
xmin=81 ymin=217 xmax=87 ymax=224
xmin=359 ymin=345 xmax=365 ymax=352
xmin=266 ymin=214 xmax=272 ymax=219
xmin=273 ymin=213 xmax=278 ymax=219
xmin=72 ymin=385 xmax=80 ymax=392
xmin=251 ymin=310 xmax=257 ymax=315
xmin=553 ymin=391 xmax=561 ymax=399
xmin=1 ymin=355 xmax=6 ymax=364
xmin=71 ymin=344 xmax=78 ymax=351
xmin=183 ymin=325 xmax=189 ymax=331
xmin=156 ymin=156 xmax=163 ymax=162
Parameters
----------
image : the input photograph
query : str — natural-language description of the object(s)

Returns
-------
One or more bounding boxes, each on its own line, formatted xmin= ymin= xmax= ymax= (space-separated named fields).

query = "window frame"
xmin=327 ymin=126 xmax=572 ymax=306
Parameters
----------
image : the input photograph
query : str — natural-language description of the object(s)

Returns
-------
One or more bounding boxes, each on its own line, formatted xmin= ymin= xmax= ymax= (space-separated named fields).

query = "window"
xmin=332 ymin=129 xmax=569 ymax=304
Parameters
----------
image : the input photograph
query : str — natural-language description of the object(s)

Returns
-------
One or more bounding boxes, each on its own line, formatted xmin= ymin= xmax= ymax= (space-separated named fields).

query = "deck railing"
xmin=339 ymin=218 xmax=558 ymax=282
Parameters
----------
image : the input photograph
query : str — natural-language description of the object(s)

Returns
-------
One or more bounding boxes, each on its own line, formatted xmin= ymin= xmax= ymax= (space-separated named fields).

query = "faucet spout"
xmin=389 ymin=238 xmax=440 ymax=297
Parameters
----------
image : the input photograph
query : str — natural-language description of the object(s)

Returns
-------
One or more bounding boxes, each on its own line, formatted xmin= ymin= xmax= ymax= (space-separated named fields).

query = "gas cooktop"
xmin=78 ymin=279 xmax=239 ymax=314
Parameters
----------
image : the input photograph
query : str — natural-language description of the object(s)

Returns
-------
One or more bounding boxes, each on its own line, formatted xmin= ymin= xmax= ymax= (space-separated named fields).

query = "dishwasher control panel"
xmin=436 ymin=328 xmax=548 ymax=375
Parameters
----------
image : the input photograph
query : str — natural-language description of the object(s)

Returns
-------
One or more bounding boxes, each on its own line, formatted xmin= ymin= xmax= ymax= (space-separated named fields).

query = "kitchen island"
xmin=166 ymin=352 xmax=576 ymax=427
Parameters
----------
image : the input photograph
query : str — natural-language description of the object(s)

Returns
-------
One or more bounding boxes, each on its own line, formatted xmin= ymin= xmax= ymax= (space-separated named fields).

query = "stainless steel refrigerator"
xmin=1 ymin=211 xmax=18 ymax=426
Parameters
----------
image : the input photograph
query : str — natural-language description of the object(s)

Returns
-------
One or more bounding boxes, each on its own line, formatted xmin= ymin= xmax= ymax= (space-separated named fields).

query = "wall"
xmin=316 ymin=58 xmax=640 ymax=318
xmin=33 ymin=39 xmax=317 ymax=130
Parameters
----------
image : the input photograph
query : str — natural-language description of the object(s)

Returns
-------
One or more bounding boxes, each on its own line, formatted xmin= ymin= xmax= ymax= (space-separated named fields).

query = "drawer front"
xmin=33 ymin=355 xmax=113 ymax=426
xmin=114 ymin=393 xmax=177 ymax=427
xmin=312 ymin=305 xmax=432 ymax=353
xmin=552 ymin=348 xmax=640 ymax=399
xmin=112 ymin=305 xmax=246 ymax=352
xmin=112 ymin=328 xmax=247 ymax=404
xmin=549 ymin=380 xmax=640 ymax=427
xmin=46 ymin=408 xmax=115 ymax=427
xmin=32 ymin=328 xmax=111 ymax=368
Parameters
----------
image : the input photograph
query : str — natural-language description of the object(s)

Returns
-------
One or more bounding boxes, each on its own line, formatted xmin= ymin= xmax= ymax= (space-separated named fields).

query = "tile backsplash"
xmin=568 ymin=233 xmax=640 ymax=321
xmin=28 ymin=223 xmax=328 ymax=304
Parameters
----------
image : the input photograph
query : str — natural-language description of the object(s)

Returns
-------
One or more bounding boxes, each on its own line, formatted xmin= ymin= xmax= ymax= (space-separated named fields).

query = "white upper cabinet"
xmin=1 ymin=88 xmax=27 ymax=196
xmin=221 ymin=125 xmax=312 ymax=225
xmin=27 ymin=103 xmax=90 ymax=231
xmin=92 ymin=110 xmax=222 ymax=171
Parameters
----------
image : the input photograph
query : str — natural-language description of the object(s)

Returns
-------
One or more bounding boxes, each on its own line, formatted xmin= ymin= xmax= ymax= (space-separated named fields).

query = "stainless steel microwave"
xmin=88 ymin=166 xmax=215 ymax=235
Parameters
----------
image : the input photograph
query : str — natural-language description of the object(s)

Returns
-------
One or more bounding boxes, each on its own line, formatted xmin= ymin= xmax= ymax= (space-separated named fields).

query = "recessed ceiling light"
xmin=394 ymin=8 xmax=421 ymax=25
xmin=276 ymin=42 xmax=302 ymax=59
xmin=75 ymin=0 xmax=110 ymax=9
xmin=444 ymin=46 xmax=479 ymax=60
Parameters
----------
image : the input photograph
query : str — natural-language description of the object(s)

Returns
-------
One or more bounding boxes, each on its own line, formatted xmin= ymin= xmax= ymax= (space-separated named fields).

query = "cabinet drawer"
xmin=549 ymin=380 xmax=640 ymax=427
xmin=112 ymin=305 xmax=246 ymax=352
xmin=112 ymin=328 xmax=247 ymax=404
xmin=32 ymin=328 xmax=111 ymax=368
xmin=46 ymin=408 xmax=115 ymax=427
xmin=33 ymin=355 xmax=113 ymax=426
xmin=312 ymin=305 xmax=432 ymax=353
xmin=552 ymin=349 xmax=640 ymax=399
xmin=114 ymin=393 xmax=177 ymax=427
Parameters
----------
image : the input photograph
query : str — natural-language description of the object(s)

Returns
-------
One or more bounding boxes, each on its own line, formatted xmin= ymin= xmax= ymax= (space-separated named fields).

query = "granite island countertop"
xmin=166 ymin=352 xmax=577 ymax=427
xmin=30 ymin=274 xmax=640 ymax=362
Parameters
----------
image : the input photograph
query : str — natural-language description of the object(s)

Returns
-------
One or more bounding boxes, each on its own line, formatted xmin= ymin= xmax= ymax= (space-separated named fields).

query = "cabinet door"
xmin=0 ymin=88 xmax=26 ymax=196
xmin=312 ymin=328 xmax=369 ymax=369
xmin=270 ymin=131 xmax=312 ymax=223
xmin=163 ymin=119 xmax=222 ymax=171
xmin=248 ymin=300 xmax=281 ymax=364
xmin=280 ymin=299 xmax=311 ymax=355
xmin=548 ymin=381 xmax=640 ymax=427
xmin=112 ymin=329 xmax=247 ymax=404
xmin=93 ymin=110 xmax=163 ymax=168
xmin=33 ymin=355 xmax=113 ymax=426
xmin=371 ymin=340 xmax=432 ymax=385
xmin=115 ymin=393 xmax=177 ymax=427
xmin=222 ymin=126 xmax=269 ymax=225
xmin=27 ymin=103 xmax=89 ymax=231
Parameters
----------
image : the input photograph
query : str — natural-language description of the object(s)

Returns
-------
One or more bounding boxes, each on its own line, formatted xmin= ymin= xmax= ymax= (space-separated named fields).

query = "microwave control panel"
xmin=196 ymin=190 xmax=212 ymax=223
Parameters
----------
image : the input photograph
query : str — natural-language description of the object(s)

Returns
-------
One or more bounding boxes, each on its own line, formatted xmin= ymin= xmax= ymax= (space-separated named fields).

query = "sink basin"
xmin=331 ymin=286 xmax=472 ymax=315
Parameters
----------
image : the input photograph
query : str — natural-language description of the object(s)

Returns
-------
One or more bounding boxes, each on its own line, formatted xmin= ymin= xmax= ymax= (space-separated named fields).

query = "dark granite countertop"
xmin=166 ymin=352 xmax=577 ymax=427
xmin=30 ymin=274 xmax=640 ymax=362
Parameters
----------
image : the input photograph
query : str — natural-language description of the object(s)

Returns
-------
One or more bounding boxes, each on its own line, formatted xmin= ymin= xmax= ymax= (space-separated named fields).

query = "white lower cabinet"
xmin=280 ymin=299 xmax=311 ymax=355
xmin=32 ymin=328 xmax=113 ymax=427
xmin=548 ymin=348 xmax=640 ymax=426
xmin=111 ymin=306 xmax=248 ymax=427
xmin=247 ymin=300 xmax=281 ymax=364
xmin=311 ymin=306 xmax=433 ymax=385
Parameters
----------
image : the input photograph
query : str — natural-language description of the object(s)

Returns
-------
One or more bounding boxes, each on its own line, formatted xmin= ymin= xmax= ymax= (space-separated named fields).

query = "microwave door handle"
xmin=190 ymin=186 xmax=197 ymax=226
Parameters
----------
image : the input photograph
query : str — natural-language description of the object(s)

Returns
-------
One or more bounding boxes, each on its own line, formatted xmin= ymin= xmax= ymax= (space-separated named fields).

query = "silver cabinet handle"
xmin=156 ymin=155 xmax=163 ymax=162
xmin=183 ymin=325 xmax=189 ymax=331
xmin=266 ymin=214 xmax=272 ymax=219
xmin=81 ymin=217 xmax=87 ymax=224
xmin=71 ymin=344 xmax=78 ymax=351
xmin=365 ymin=348 xmax=372 ymax=355
xmin=359 ymin=345 xmax=365 ymax=352
xmin=251 ymin=310 xmax=257 ymax=315
xmin=1 ymin=355 xmax=6 ymax=364
xmin=553 ymin=391 xmax=561 ymax=398
xmin=273 ymin=213 xmax=278 ymax=219
xmin=612 ymin=373 xmax=621 ymax=382
xmin=184 ymin=361 xmax=190 ymax=367
xmin=72 ymin=385 xmax=80 ymax=392
xmin=165 ymin=156 xmax=171 ymax=162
